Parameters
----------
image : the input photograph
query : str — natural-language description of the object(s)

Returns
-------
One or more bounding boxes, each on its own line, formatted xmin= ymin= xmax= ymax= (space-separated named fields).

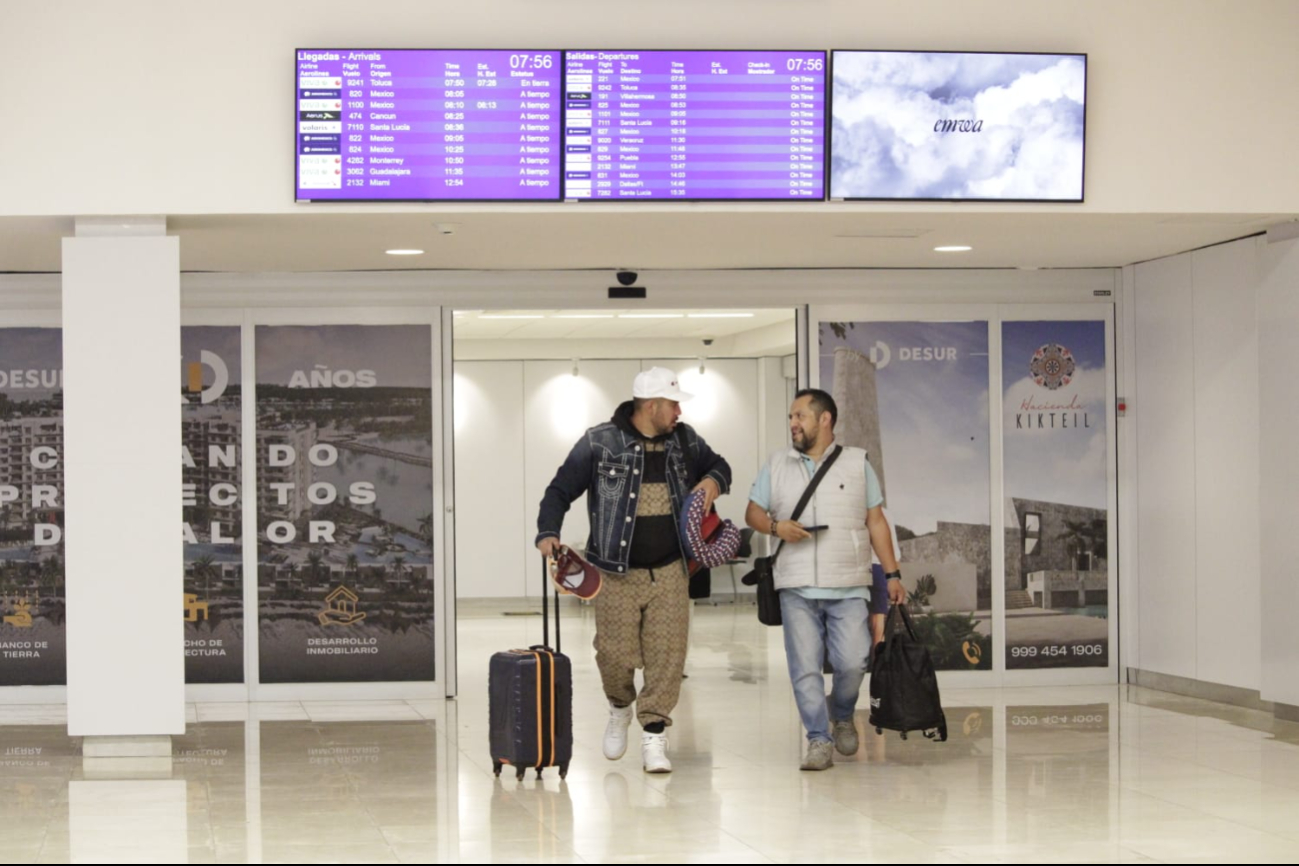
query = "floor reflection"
xmin=2 ymin=605 xmax=1299 ymax=862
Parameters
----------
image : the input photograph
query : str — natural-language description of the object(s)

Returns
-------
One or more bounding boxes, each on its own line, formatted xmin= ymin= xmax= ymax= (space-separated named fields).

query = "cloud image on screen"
xmin=831 ymin=52 xmax=1085 ymax=200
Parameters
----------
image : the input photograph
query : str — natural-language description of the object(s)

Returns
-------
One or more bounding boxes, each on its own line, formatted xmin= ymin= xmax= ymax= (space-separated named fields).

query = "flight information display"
xmin=563 ymin=50 xmax=827 ymax=200
xmin=295 ymin=49 xmax=563 ymax=201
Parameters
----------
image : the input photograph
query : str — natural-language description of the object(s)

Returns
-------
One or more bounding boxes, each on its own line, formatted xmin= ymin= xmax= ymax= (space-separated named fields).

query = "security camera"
xmin=702 ymin=338 xmax=714 ymax=346
xmin=616 ymin=270 xmax=638 ymax=286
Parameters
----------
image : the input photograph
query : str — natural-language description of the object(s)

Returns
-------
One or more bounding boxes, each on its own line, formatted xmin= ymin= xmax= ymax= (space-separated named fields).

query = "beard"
xmin=792 ymin=427 xmax=817 ymax=453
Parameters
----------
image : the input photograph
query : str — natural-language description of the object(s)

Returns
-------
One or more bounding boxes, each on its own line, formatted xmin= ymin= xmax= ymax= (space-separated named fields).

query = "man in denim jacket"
xmin=537 ymin=367 xmax=731 ymax=773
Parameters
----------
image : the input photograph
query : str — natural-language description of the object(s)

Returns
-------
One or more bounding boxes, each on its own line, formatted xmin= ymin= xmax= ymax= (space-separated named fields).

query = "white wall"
xmin=454 ymin=357 xmax=776 ymax=598
xmin=2 ymin=0 xmax=1298 ymax=216
xmin=1258 ymin=237 xmax=1299 ymax=706
xmin=1190 ymin=241 xmax=1261 ymax=690
xmin=452 ymin=362 xmax=526 ymax=597
xmin=755 ymin=356 xmax=797 ymax=559
xmin=521 ymin=360 xmax=639 ymax=597
xmin=1133 ymin=236 xmax=1263 ymax=691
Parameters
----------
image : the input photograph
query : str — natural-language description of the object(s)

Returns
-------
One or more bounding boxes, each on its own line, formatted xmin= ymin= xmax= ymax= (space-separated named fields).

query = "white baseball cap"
xmin=632 ymin=367 xmax=693 ymax=402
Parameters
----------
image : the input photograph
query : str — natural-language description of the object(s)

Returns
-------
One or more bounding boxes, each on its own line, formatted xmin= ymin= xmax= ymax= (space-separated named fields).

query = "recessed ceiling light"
xmin=385 ymin=249 xmax=425 ymax=256
xmin=618 ymin=314 xmax=684 ymax=319
xmin=933 ymin=245 xmax=972 ymax=253
xmin=479 ymin=314 xmax=544 ymax=320
xmin=687 ymin=313 xmax=755 ymax=319
xmin=555 ymin=314 xmax=615 ymax=319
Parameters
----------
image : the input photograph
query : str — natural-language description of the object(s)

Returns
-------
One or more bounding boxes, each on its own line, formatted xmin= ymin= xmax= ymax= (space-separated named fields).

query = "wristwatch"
xmin=885 ymin=569 xmax=902 ymax=581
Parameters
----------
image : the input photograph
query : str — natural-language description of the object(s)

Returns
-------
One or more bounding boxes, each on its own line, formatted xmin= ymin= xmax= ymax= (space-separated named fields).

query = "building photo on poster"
xmin=819 ymin=320 xmax=993 ymax=670
xmin=182 ymin=326 xmax=245 ymax=683
xmin=255 ymin=325 xmax=435 ymax=683
xmin=1002 ymin=320 xmax=1109 ymax=669
xmin=0 ymin=328 xmax=65 ymax=685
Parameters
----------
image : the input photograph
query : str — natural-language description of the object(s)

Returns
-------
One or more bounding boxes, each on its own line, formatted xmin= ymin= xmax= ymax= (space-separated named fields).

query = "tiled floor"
xmin=3 ymin=603 xmax=1299 ymax=863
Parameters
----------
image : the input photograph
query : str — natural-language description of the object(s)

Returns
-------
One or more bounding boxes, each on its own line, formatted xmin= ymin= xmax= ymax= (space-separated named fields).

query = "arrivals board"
xmin=295 ymin=49 xmax=563 ymax=201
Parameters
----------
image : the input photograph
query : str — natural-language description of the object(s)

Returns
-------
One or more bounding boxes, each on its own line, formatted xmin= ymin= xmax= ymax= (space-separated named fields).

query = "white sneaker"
xmin=603 ymin=703 xmax=634 ymax=760
xmin=641 ymin=731 xmax=672 ymax=774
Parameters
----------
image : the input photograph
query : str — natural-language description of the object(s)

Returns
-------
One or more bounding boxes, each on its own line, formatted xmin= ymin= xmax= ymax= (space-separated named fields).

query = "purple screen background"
xmin=564 ymin=50 xmax=827 ymax=200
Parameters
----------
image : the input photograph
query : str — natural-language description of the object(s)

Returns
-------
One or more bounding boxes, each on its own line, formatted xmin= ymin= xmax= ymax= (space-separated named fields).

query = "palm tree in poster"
xmin=307 ymin=550 xmax=325 ymax=591
xmin=285 ymin=561 xmax=299 ymax=599
xmin=1057 ymin=519 xmax=1095 ymax=571
xmin=192 ymin=554 xmax=217 ymax=601
xmin=418 ymin=513 xmax=433 ymax=545
xmin=392 ymin=555 xmax=407 ymax=592
xmin=1088 ymin=517 xmax=1108 ymax=561
xmin=40 ymin=555 xmax=59 ymax=594
xmin=346 ymin=553 xmax=359 ymax=582
xmin=411 ymin=564 xmax=430 ymax=596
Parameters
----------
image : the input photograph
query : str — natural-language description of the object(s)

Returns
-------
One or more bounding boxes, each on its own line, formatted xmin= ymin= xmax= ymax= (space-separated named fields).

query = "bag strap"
xmin=884 ymin=603 xmax=918 ymax=642
xmin=770 ymin=444 xmax=844 ymax=566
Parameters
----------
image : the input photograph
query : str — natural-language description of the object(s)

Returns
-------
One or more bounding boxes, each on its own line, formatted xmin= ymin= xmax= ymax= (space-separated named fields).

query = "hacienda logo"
xmin=1029 ymin=343 xmax=1075 ymax=391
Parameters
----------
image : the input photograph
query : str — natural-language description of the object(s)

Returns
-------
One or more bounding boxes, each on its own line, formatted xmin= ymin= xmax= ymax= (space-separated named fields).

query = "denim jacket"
xmin=536 ymin=401 xmax=732 ymax=574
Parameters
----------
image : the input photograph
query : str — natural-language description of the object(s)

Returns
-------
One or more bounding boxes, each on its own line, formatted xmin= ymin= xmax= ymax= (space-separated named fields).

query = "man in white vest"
xmin=746 ymin=388 xmax=905 ymax=771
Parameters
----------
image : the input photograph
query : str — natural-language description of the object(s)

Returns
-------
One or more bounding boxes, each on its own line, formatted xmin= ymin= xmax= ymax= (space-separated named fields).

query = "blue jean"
xmin=779 ymin=591 xmax=871 ymax=744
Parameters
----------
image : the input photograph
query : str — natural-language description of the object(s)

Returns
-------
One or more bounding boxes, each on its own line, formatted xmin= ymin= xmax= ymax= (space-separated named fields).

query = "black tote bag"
xmin=868 ymin=604 xmax=948 ymax=741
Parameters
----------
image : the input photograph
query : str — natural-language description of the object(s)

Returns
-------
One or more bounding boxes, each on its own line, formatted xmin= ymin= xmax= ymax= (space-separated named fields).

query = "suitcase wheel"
xmin=493 ymin=760 xmax=502 ymax=777
xmin=900 ymin=730 xmax=908 ymax=741
xmin=559 ymin=763 xmax=569 ymax=779
xmin=515 ymin=766 xmax=526 ymax=781
xmin=874 ymin=727 xmax=882 ymax=735
xmin=535 ymin=767 xmax=544 ymax=779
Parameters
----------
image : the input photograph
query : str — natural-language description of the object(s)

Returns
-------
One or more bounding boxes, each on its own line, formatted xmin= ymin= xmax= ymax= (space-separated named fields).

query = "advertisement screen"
xmin=830 ymin=51 xmax=1085 ymax=201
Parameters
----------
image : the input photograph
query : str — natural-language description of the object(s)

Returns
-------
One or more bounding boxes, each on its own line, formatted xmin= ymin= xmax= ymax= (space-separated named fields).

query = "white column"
xmin=1259 ymin=235 xmax=1299 ymax=712
xmin=62 ymin=217 xmax=184 ymax=742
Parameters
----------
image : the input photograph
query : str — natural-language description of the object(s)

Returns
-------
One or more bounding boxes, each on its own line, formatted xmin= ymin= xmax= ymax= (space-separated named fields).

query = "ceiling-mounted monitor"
xmin=563 ymin=49 xmax=827 ymax=201
xmin=830 ymin=50 xmax=1086 ymax=201
xmin=296 ymin=49 xmax=562 ymax=202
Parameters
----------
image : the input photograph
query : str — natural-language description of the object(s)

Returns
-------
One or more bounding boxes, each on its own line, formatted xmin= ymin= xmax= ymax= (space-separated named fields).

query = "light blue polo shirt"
xmin=749 ymin=446 xmax=884 ymax=601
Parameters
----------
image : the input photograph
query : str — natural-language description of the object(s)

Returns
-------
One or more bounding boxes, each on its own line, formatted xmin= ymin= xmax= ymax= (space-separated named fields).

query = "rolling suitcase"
xmin=489 ymin=556 xmax=573 ymax=780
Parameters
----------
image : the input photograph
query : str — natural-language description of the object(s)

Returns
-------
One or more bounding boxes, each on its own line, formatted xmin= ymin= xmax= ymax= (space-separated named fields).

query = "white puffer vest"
xmin=767 ymin=443 xmax=872 ymax=590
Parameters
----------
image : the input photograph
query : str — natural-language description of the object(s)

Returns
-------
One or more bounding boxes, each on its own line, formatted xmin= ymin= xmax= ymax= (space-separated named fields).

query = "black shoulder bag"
xmin=745 ymin=445 xmax=842 ymax=626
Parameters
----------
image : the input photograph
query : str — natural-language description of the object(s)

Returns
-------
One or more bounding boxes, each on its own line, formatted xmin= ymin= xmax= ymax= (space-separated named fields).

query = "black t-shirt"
xmin=627 ymin=440 xmax=680 ymax=569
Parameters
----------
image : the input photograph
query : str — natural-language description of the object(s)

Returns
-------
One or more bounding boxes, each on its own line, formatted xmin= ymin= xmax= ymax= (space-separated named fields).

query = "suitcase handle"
xmin=542 ymin=555 xmax=561 ymax=653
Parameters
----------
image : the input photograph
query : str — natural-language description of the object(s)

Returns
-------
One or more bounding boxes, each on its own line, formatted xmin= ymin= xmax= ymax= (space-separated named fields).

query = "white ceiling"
xmin=453 ymin=307 xmax=794 ymax=340
xmin=0 ymin=210 xmax=1293 ymax=274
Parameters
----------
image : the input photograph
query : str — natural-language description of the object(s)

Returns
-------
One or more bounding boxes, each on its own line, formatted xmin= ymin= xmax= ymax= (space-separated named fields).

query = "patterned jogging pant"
xmin=593 ymin=558 xmax=690 ymax=728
